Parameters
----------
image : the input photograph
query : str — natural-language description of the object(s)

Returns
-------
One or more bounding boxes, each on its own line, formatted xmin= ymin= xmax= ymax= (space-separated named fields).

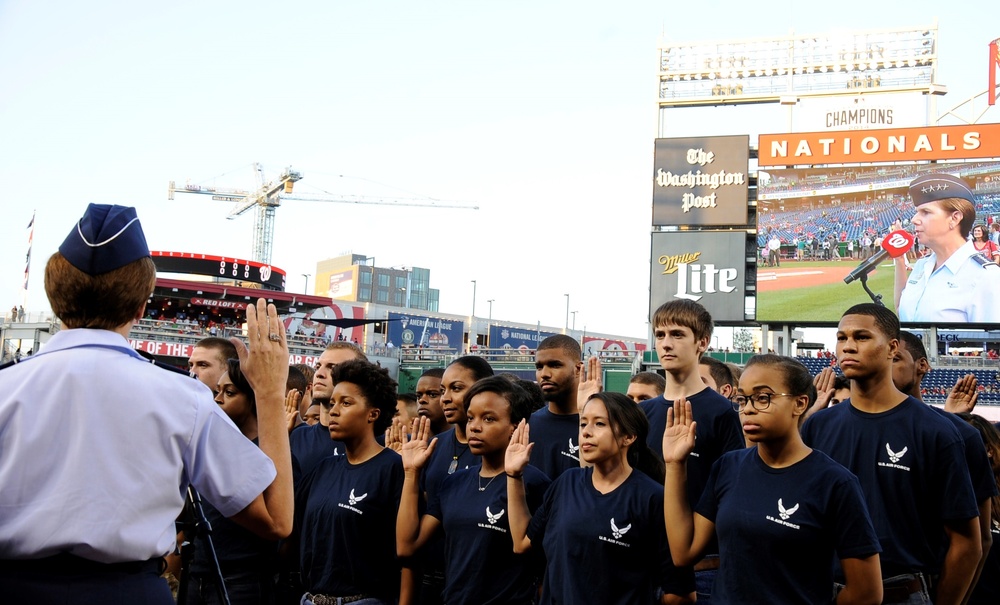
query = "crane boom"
xmin=168 ymin=164 xmax=476 ymax=265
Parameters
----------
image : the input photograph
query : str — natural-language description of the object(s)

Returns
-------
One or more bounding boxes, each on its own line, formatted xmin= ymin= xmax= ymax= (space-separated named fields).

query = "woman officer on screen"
xmin=893 ymin=172 xmax=1000 ymax=324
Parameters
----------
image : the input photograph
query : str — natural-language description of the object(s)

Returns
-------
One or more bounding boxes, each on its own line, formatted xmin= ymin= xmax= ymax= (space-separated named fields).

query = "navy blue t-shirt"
xmin=290 ymin=421 xmax=345 ymax=479
xmin=296 ymin=448 xmax=404 ymax=598
xmin=801 ymin=396 xmax=979 ymax=576
xmin=698 ymin=448 xmax=881 ymax=604
xmin=526 ymin=407 xmax=580 ymax=480
xmin=640 ymin=388 xmax=744 ymax=507
xmin=968 ymin=519 xmax=1000 ymax=605
xmin=930 ymin=406 xmax=998 ymax=503
xmin=527 ymin=467 xmax=693 ymax=604
xmin=421 ymin=427 xmax=480 ymax=499
xmin=426 ymin=464 xmax=551 ymax=605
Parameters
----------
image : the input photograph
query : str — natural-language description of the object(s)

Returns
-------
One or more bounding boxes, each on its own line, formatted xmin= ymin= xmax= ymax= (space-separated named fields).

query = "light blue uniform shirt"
xmin=898 ymin=241 xmax=1000 ymax=323
xmin=0 ymin=329 xmax=275 ymax=563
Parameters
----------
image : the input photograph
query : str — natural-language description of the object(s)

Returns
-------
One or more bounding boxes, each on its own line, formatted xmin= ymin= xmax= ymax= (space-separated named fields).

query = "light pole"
xmin=471 ymin=280 xmax=477 ymax=317
xmin=470 ymin=280 xmax=477 ymax=353
xmin=564 ymin=294 xmax=570 ymax=334
xmin=302 ymin=273 xmax=311 ymax=295
xmin=487 ymin=299 xmax=494 ymax=349
xmin=571 ymin=311 xmax=578 ymax=331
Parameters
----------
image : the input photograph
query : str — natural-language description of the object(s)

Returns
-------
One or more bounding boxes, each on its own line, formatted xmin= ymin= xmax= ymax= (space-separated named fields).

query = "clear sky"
xmin=1 ymin=0 xmax=996 ymax=341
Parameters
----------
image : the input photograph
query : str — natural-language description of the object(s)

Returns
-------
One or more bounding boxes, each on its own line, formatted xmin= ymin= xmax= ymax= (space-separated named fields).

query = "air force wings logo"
xmin=778 ymin=498 xmax=799 ymax=520
xmin=568 ymin=438 xmax=579 ymax=455
xmin=486 ymin=506 xmax=505 ymax=525
xmin=611 ymin=518 xmax=631 ymax=539
xmin=886 ymin=443 xmax=908 ymax=463
xmin=349 ymin=489 xmax=368 ymax=505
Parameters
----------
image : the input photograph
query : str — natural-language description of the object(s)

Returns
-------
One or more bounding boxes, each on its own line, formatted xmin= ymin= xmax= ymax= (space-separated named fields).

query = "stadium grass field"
xmin=756 ymin=259 xmax=899 ymax=323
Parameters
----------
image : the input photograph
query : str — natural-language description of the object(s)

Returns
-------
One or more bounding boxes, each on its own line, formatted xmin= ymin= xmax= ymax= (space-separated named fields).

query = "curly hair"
xmin=331 ymin=359 xmax=399 ymax=434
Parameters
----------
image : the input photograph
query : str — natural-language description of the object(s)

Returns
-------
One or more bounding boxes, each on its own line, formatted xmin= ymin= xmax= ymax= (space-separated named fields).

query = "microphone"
xmin=843 ymin=230 xmax=914 ymax=284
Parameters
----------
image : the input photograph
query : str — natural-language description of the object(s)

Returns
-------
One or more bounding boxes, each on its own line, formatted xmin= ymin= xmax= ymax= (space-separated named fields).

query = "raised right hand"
xmin=400 ymin=416 xmax=437 ymax=472
xmin=662 ymin=398 xmax=697 ymax=465
xmin=504 ymin=419 xmax=533 ymax=476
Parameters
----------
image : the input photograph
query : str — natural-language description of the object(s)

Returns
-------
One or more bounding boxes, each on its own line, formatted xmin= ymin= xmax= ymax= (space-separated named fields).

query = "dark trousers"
xmin=183 ymin=570 xmax=276 ymax=605
xmin=0 ymin=558 xmax=173 ymax=605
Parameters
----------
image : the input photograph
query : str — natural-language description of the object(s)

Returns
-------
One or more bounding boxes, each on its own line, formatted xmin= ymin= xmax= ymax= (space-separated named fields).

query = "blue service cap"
xmin=58 ymin=203 xmax=150 ymax=275
xmin=908 ymin=172 xmax=975 ymax=206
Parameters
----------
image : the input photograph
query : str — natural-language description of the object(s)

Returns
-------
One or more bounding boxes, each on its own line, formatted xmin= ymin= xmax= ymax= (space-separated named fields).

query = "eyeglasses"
xmin=731 ymin=392 xmax=797 ymax=412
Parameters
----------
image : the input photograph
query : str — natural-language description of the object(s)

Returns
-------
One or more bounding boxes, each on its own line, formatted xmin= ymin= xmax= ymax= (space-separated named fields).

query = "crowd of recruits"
xmin=178 ymin=297 xmax=1000 ymax=605
xmin=1 ymin=202 xmax=998 ymax=605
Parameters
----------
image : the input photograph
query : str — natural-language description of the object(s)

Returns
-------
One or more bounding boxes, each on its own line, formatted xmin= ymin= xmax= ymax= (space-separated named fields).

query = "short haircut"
xmin=515 ymin=379 xmax=546 ymax=414
xmin=324 ymin=341 xmax=368 ymax=362
xmin=292 ymin=363 xmax=316 ymax=386
xmin=330 ymin=359 xmax=398 ymax=434
xmin=841 ymin=303 xmax=900 ymax=341
xmin=196 ymin=337 xmax=238 ymax=365
xmin=897 ymin=331 xmax=928 ymax=362
xmin=743 ymin=354 xmax=813 ymax=398
xmin=699 ymin=357 xmax=736 ymax=388
xmin=286 ymin=365 xmax=308 ymax=394
xmin=832 ymin=375 xmax=851 ymax=391
xmin=45 ymin=253 xmax=156 ymax=330
xmin=629 ymin=371 xmax=666 ymax=394
xmin=225 ymin=358 xmax=256 ymax=414
xmin=651 ymin=299 xmax=713 ymax=342
xmin=420 ymin=367 xmax=445 ymax=379
xmin=447 ymin=356 xmax=494 ymax=382
xmin=937 ymin=198 xmax=976 ymax=239
xmin=537 ymin=334 xmax=582 ymax=360
xmin=463 ymin=376 xmax=533 ymax=425
xmin=397 ymin=392 xmax=418 ymax=405
xmin=725 ymin=362 xmax=742 ymax=383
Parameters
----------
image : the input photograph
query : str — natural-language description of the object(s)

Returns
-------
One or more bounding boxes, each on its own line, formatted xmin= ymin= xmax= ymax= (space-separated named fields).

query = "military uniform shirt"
xmin=898 ymin=241 xmax=1000 ymax=323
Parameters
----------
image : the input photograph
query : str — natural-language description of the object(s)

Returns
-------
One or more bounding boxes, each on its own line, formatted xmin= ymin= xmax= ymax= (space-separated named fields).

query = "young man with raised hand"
xmin=801 ymin=303 xmax=981 ymax=605
xmin=640 ymin=300 xmax=743 ymax=604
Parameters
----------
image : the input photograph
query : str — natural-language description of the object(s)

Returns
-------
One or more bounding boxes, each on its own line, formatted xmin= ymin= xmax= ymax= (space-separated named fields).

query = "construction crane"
xmin=168 ymin=163 xmax=478 ymax=265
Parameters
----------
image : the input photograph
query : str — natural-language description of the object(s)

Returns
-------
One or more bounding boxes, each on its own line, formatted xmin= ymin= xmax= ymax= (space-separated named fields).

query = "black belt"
xmin=881 ymin=574 xmax=929 ymax=603
xmin=1 ymin=553 xmax=164 ymax=575
xmin=305 ymin=592 xmax=372 ymax=605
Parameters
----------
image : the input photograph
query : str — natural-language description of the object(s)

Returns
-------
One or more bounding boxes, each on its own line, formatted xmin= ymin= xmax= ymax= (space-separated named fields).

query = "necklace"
xmin=478 ymin=472 xmax=502 ymax=491
xmin=447 ymin=438 xmax=470 ymax=474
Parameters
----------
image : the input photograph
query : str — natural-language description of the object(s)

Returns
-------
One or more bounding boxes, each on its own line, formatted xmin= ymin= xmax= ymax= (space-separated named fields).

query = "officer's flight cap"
xmin=908 ymin=172 xmax=976 ymax=206
xmin=59 ymin=204 xmax=150 ymax=275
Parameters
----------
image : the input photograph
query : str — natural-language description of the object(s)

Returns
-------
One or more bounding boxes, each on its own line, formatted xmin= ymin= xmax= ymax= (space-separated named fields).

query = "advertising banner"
xmin=322 ymin=266 xmax=358 ymax=300
xmin=389 ymin=312 xmax=464 ymax=350
xmin=581 ymin=336 xmax=648 ymax=354
xmin=791 ymin=92 xmax=927 ymax=132
xmin=650 ymin=231 xmax=748 ymax=323
xmin=488 ymin=325 xmax=559 ymax=353
xmin=652 ymin=136 xmax=749 ymax=226
xmin=755 ymin=160 xmax=1000 ymax=326
xmin=285 ymin=304 xmax=367 ymax=344
xmin=758 ymin=123 xmax=1000 ymax=167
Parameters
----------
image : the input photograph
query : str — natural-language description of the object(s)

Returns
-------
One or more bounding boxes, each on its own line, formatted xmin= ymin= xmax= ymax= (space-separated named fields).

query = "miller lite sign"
xmin=649 ymin=231 xmax=747 ymax=322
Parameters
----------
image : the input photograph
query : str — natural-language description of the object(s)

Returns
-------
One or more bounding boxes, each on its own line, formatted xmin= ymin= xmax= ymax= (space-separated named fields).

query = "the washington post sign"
xmin=652 ymin=135 xmax=749 ymax=226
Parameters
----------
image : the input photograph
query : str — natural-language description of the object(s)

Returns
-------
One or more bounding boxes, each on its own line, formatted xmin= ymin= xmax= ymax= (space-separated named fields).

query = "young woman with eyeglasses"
xmin=662 ymin=354 xmax=884 ymax=604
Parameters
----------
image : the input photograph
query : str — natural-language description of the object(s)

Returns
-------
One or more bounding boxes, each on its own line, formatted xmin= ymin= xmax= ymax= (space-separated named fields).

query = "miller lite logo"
xmin=660 ymin=251 xmax=738 ymax=302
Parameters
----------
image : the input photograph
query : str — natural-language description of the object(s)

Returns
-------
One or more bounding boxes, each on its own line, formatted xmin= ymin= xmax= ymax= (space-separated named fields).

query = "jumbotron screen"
xmin=754 ymin=159 xmax=1000 ymax=326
